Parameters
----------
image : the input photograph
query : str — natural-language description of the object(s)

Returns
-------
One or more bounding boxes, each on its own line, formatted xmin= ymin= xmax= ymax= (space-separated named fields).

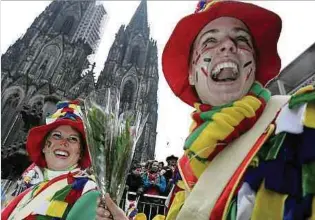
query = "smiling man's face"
xmin=189 ymin=17 xmax=256 ymax=106
xmin=43 ymin=125 xmax=81 ymax=171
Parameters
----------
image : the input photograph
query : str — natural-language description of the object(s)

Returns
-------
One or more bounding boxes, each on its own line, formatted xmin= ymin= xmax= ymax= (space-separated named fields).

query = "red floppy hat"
xmin=26 ymin=100 xmax=91 ymax=169
xmin=162 ymin=0 xmax=282 ymax=106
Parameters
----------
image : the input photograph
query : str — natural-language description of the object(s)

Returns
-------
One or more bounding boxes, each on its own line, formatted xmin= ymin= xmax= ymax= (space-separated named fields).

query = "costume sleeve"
xmin=142 ymin=174 xmax=151 ymax=188
xmin=66 ymin=190 xmax=99 ymax=220
xmin=157 ymin=176 xmax=166 ymax=193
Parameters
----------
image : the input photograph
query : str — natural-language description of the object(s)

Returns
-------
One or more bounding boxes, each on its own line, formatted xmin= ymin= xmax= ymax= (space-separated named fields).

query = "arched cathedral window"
xmin=60 ymin=16 xmax=74 ymax=35
xmin=120 ymin=81 xmax=135 ymax=111
xmin=1 ymin=92 xmax=22 ymax=140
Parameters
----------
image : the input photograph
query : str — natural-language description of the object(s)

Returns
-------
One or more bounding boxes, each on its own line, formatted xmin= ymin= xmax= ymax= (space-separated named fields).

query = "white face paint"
xmin=189 ymin=17 xmax=256 ymax=106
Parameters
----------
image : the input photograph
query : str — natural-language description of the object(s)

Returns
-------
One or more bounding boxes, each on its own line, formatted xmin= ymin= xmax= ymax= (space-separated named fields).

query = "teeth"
xmin=54 ymin=150 xmax=69 ymax=157
xmin=211 ymin=62 xmax=238 ymax=77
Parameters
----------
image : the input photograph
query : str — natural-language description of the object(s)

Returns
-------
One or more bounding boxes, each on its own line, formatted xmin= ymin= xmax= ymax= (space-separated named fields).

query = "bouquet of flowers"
xmin=83 ymin=88 xmax=147 ymax=204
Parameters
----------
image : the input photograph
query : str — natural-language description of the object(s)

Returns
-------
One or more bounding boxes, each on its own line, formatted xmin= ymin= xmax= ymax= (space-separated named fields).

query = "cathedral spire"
xmin=127 ymin=0 xmax=149 ymax=35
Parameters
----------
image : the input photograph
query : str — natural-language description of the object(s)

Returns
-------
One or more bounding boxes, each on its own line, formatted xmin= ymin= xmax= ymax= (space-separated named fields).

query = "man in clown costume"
xmin=162 ymin=0 xmax=315 ymax=219
xmin=1 ymin=100 xmax=127 ymax=220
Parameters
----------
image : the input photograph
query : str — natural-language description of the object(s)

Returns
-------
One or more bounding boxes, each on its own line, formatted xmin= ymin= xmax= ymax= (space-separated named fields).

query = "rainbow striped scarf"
xmin=184 ymin=82 xmax=271 ymax=178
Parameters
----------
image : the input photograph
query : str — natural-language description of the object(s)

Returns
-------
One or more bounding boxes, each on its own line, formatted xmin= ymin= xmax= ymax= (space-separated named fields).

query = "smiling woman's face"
xmin=189 ymin=17 xmax=256 ymax=106
xmin=43 ymin=125 xmax=81 ymax=171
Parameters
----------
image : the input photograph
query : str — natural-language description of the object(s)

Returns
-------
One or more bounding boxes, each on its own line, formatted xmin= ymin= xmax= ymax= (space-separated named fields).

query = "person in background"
xmin=163 ymin=155 xmax=178 ymax=195
xmin=126 ymin=164 xmax=144 ymax=197
xmin=162 ymin=0 xmax=315 ymax=219
xmin=143 ymin=161 xmax=166 ymax=196
xmin=1 ymin=100 xmax=127 ymax=220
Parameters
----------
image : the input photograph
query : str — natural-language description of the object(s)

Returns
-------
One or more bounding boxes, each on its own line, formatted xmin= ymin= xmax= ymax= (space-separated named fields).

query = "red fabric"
xmin=210 ymin=130 xmax=270 ymax=219
xmin=65 ymin=189 xmax=83 ymax=205
xmin=1 ymin=187 xmax=32 ymax=220
xmin=24 ymin=214 xmax=37 ymax=220
xmin=162 ymin=1 xmax=281 ymax=106
xmin=36 ymin=172 xmax=78 ymax=196
xmin=61 ymin=107 xmax=74 ymax=113
xmin=146 ymin=188 xmax=160 ymax=196
xmin=26 ymin=119 xmax=91 ymax=169
xmin=178 ymin=155 xmax=198 ymax=189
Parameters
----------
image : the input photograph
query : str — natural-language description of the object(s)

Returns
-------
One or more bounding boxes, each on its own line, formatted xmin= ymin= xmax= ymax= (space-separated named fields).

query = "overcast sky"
xmin=1 ymin=1 xmax=315 ymax=162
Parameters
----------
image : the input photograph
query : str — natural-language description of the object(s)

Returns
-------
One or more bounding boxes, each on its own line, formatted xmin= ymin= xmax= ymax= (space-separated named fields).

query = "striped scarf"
xmin=184 ymin=82 xmax=271 ymax=178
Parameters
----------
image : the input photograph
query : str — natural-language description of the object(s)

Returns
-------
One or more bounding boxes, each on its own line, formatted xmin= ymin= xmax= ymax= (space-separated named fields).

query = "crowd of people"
xmin=125 ymin=155 xmax=178 ymax=198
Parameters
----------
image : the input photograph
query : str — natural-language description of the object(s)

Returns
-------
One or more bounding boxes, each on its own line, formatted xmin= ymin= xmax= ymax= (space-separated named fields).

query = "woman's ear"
xmin=188 ymin=68 xmax=195 ymax=85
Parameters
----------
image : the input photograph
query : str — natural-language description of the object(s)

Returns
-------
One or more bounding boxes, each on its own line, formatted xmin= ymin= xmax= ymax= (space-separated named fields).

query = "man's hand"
xmin=96 ymin=194 xmax=128 ymax=220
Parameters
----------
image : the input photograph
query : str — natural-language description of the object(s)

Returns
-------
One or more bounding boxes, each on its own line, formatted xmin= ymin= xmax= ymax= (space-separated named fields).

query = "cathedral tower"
xmin=97 ymin=0 xmax=159 ymax=162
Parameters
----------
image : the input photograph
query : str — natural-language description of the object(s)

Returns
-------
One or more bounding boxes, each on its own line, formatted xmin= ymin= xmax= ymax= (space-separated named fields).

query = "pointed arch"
xmin=34 ymin=44 xmax=62 ymax=80
xmin=120 ymin=74 xmax=138 ymax=112
xmin=60 ymin=16 xmax=75 ymax=35
xmin=28 ymin=95 xmax=45 ymax=115
xmin=1 ymin=86 xmax=25 ymax=140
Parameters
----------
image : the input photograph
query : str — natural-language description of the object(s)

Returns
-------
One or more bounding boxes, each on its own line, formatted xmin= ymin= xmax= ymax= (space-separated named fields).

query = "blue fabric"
xmin=244 ymin=165 xmax=265 ymax=192
xmin=72 ymin=177 xmax=89 ymax=190
xmin=56 ymin=102 xmax=69 ymax=109
xmin=143 ymin=174 xmax=167 ymax=193
xmin=298 ymin=127 xmax=315 ymax=164
xmin=284 ymin=194 xmax=313 ymax=220
xmin=264 ymin=160 xmax=301 ymax=196
xmin=62 ymin=112 xmax=79 ymax=121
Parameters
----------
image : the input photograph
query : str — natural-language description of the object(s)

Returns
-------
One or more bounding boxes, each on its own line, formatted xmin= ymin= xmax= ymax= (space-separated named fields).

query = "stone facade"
xmin=97 ymin=0 xmax=158 ymax=163
xmin=1 ymin=0 xmax=158 ymax=179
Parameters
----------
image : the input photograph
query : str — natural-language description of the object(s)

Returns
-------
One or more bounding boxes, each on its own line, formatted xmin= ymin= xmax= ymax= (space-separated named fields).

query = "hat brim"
xmin=166 ymin=155 xmax=179 ymax=161
xmin=26 ymin=119 xmax=91 ymax=169
xmin=162 ymin=1 xmax=282 ymax=106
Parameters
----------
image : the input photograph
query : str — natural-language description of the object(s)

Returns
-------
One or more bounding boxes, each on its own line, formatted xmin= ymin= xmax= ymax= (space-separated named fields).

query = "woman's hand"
xmin=96 ymin=193 xmax=128 ymax=220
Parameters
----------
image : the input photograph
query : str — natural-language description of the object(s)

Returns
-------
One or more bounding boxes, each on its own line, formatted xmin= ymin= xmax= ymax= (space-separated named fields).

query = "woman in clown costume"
xmin=162 ymin=0 xmax=315 ymax=219
xmin=1 ymin=100 xmax=127 ymax=220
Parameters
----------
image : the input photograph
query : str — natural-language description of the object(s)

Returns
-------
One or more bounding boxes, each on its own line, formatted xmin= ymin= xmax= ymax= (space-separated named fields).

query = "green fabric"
xmin=265 ymin=133 xmax=287 ymax=160
xmin=226 ymin=197 xmax=237 ymax=220
xmin=51 ymin=184 xmax=72 ymax=201
xmin=36 ymin=215 xmax=54 ymax=220
xmin=256 ymin=132 xmax=286 ymax=161
xmin=184 ymin=121 xmax=209 ymax=150
xmin=66 ymin=190 xmax=99 ymax=220
xmin=187 ymin=150 xmax=209 ymax=163
xmin=302 ymin=161 xmax=315 ymax=196
xmin=289 ymin=90 xmax=315 ymax=109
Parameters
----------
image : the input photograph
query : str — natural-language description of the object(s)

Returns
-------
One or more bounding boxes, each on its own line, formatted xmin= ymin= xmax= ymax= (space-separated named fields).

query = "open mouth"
xmin=54 ymin=150 xmax=69 ymax=158
xmin=211 ymin=62 xmax=239 ymax=82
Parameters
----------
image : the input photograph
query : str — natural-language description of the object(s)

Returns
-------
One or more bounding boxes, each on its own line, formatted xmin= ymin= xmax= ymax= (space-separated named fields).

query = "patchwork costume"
xmin=1 ymin=101 xmax=100 ymax=220
xmin=162 ymin=0 xmax=315 ymax=219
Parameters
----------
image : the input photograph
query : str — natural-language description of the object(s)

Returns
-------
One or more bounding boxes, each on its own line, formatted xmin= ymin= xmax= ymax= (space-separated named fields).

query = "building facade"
xmin=97 ymin=0 xmax=159 ymax=163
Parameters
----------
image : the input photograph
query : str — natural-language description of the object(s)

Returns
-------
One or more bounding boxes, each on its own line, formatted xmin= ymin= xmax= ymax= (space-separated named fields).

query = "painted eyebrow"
xmin=232 ymin=27 xmax=251 ymax=36
xmin=51 ymin=130 xmax=80 ymax=137
xmin=199 ymin=29 xmax=220 ymax=41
